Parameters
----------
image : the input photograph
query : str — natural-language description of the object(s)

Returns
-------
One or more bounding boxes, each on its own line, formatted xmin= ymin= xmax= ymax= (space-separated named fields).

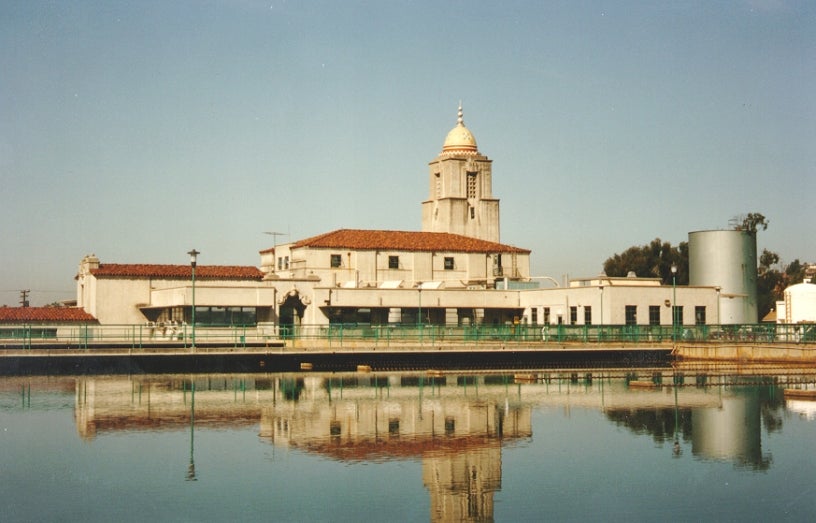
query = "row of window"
xmin=330 ymin=254 xmax=456 ymax=270
xmin=532 ymin=305 xmax=707 ymax=326
xmin=193 ymin=306 xmax=257 ymax=326
xmin=626 ymin=305 xmax=706 ymax=326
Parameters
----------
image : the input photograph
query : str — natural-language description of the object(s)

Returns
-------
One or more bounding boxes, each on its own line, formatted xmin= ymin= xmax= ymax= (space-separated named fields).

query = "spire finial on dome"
xmin=442 ymin=101 xmax=478 ymax=154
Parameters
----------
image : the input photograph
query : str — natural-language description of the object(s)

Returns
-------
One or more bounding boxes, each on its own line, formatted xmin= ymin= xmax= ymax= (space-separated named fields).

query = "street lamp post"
xmin=671 ymin=263 xmax=678 ymax=343
xmin=188 ymin=249 xmax=200 ymax=349
xmin=599 ymin=285 xmax=604 ymax=342
xmin=417 ymin=283 xmax=422 ymax=328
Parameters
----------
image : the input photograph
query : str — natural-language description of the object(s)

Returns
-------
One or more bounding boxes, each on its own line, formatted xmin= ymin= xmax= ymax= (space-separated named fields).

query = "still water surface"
xmin=1 ymin=369 xmax=815 ymax=522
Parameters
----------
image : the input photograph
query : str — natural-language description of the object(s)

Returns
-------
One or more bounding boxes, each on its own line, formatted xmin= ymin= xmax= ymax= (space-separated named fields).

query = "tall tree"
xmin=602 ymin=238 xmax=688 ymax=285
xmin=757 ymin=249 xmax=784 ymax=320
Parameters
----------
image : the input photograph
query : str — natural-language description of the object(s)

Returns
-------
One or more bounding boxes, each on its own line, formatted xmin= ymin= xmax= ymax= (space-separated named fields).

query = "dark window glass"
xmin=330 ymin=254 xmax=341 ymax=268
xmin=388 ymin=256 xmax=399 ymax=269
xmin=625 ymin=305 xmax=637 ymax=326
xmin=444 ymin=257 xmax=454 ymax=270
xmin=695 ymin=306 xmax=706 ymax=325
xmin=649 ymin=305 xmax=661 ymax=326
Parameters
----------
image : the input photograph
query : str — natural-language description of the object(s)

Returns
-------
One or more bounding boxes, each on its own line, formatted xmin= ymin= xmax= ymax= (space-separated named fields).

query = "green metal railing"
xmin=1 ymin=322 xmax=813 ymax=349
xmin=280 ymin=322 xmax=813 ymax=345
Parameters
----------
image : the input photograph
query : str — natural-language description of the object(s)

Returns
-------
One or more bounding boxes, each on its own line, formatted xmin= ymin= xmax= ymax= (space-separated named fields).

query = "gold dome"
xmin=442 ymin=103 xmax=478 ymax=154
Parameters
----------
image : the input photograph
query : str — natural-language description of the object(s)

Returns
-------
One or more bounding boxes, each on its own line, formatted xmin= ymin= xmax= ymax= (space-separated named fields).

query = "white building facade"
xmin=75 ymin=106 xmax=724 ymax=332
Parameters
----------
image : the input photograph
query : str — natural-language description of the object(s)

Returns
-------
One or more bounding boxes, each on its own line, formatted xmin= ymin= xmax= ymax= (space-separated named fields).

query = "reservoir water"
xmin=1 ymin=368 xmax=814 ymax=522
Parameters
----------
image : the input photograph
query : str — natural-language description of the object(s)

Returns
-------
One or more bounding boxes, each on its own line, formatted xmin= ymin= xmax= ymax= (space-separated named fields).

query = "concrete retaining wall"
xmin=675 ymin=343 xmax=816 ymax=364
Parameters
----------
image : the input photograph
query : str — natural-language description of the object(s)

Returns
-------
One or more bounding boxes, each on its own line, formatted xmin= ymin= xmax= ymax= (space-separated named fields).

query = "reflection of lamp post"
xmin=671 ymin=263 xmax=677 ymax=342
xmin=188 ymin=249 xmax=200 ymax=349
xmin=672 ymin=376 xmax=682 ymax=457
xmin=186 ymin=380 xmax=197 ymax=480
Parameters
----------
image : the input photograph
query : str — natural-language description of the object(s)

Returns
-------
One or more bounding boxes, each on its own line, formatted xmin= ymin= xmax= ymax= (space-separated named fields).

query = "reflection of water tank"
xmin=691 ymin=391 xmax=762 ymax=466
xmin=689 ymin=230 xmax=757 ymax=324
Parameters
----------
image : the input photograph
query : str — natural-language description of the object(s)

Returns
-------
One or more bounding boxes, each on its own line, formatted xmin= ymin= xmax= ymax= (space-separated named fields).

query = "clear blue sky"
xmin=2 ymin=1 xmax=814 ymax=306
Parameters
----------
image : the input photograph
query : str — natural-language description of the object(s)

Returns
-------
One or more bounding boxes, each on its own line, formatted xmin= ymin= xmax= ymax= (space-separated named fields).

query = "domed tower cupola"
xmin=422 ymin=103 xmax=500 ymax=243
xmin=442 ymin=104 xmax=479 ymax=155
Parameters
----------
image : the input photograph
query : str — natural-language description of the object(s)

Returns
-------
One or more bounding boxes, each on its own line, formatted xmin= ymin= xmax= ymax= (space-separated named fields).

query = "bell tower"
xmin=421 ymin=104 xmax=500 ymax=242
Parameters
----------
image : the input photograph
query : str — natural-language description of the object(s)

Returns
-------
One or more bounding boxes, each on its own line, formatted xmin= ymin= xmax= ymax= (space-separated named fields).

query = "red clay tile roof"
xmin=290 ymin=229 xmax=531 ymax=254
xmin=0 ymin=307 xmax=97 ymax=323
xmin=90 ymin=264 xmax=264 ymax=280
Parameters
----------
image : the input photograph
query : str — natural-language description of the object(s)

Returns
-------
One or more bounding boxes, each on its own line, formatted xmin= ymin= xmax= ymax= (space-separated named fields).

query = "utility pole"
xmin=20 ymin=289 xmax=30 ymax=307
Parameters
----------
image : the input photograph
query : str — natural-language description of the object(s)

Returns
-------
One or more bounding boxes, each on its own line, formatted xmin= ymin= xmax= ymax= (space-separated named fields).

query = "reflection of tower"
xmin=75 ymin=378 xmax=97 ymax=440
xmin=423 ymin=444 xmax=501 ymax=523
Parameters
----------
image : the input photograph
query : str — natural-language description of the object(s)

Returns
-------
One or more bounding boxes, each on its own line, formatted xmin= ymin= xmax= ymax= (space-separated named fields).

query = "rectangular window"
xmin=584 ymin=306 xmax=592 ymax=325
xmin=192 ymin=306 xmax=257 ymax=326
xmin=531 ymin=308 xmax=538 ymax=326
xmin=330 ymin=254 xmax=342 ymax=268
xmin=388 ymin=255 xmax=399 ymax=269
xmin=543 ymin=307 xmax=550 ymax=324
xmin=277 ymin=257 xmax=282 ymax=270
xmin=467 ymin=172 xmax=477 ymax=198
xmin=673 ymin=306 xmax=683 ymax=326
xmin=444 ymin=257 xmax=454 ymax=270
xmin=284 ymin=256 xmax=289 ymax=270
xmin=570 ymin=306 xmax=578 ymax=325
xmin=435 ymin=173 xmax=441 ymax=198
xmin=649 ymin=305 xmax=661 ymax=326
xmin=470 ymin=206 xmax=475 ymax=219
xmin=625 ymin=305 xmax=637 ymax=326
xmin=695 ymin=306 xmax=706 ymax=325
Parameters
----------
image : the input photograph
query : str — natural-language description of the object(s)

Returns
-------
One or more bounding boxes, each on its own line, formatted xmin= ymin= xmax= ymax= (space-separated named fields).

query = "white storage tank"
xmin=784 ymin=281 xmax=816 ymax=323
xmin=689 ymin=230 xmax=757 ymax=324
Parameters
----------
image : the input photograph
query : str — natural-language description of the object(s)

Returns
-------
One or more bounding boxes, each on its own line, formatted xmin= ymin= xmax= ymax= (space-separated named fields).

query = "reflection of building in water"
xmin=74 ymin=375 xmax=276 ymax=440
xmin=257 ymin=375 xmax=527 ymax=523
xmin=606 ymin=380 xmax=782 ymax=470
xmin=691 ymin=386 xmax=774 ymax=469
xmin=68 ymin=370 xmax=788 ymax=509
xmin=786 ymin=399 xmax=816 ymax=420
xmin=424 ymin=444 xmax=501 ymax=522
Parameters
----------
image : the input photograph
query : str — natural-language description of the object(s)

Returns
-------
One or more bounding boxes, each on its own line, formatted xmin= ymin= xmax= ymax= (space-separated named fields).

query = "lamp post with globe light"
xmin=671 ymin=263 xmax=678 ymax=342
xmin=188 ymin=249 xmax=200 ymax=349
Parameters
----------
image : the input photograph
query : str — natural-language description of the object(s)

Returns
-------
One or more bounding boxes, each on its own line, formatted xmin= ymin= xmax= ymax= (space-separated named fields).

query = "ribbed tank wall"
xmin=688 ymin=230 xmax=757 ymax=324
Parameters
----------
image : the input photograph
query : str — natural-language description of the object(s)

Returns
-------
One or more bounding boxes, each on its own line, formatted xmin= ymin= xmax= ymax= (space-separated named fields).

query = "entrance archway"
xmin=278 ymin=290 xmax=309 ymax=338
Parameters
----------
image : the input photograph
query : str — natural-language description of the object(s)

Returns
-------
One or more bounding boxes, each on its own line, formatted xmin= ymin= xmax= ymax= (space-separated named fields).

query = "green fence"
xmin=280 ymin=322 xmax=814 ymax=345
xmin=2 ymin=322 xmax=814 ymax=349
xmin=0 ymin=323 xmax=254 ymax=350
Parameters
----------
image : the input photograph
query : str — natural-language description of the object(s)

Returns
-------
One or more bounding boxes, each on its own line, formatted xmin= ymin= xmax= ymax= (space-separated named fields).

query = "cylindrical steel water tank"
xmin=689 ymin=230 xmax=757 ymax=324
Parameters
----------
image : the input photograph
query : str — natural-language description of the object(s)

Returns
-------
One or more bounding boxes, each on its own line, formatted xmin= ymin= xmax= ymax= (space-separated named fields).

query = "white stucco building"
xmin=74 ymin=105 xmax=723 ymax=332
